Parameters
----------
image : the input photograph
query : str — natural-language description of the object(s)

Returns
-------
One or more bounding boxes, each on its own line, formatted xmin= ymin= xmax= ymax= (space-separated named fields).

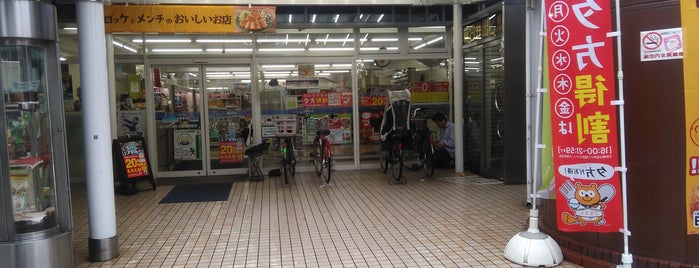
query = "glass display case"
xmin=0 ymin=1 xmax=73 ymax=267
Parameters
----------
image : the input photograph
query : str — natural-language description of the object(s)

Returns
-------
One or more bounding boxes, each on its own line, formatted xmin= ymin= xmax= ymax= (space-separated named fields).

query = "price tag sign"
xmin=360 ymin=96 xmax=386 ymax=107
xmin=219 ymin=141 xmax=244 ymax=163
xmin=117 ymin=140 xmax=150 ymax=179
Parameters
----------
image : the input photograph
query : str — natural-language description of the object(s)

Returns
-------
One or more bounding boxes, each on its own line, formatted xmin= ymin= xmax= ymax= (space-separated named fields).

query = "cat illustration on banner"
xmin=559 ymin=180 xmax=616 ymax=226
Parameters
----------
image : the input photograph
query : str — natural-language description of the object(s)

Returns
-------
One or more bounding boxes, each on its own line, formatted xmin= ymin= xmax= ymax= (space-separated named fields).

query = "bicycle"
xmin=275 ymin=117 xmax=297 ymax=185
xmin=310 ymin=114 xmax=334 ymax=186
xmin=377 ymin=89 xmax=411 ymax=184
xmin=403 ymin=107 xmax=436 ymax=178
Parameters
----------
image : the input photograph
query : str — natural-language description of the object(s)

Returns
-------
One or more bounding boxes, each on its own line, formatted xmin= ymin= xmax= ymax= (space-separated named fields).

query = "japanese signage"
xmin=218 ymin=141 xmax=244 ymax=164
xmin=640 ymin=28 xmax=683 ymax=61
xmin=546 ymin=0 xmax=622 ymax=233
xmin=173 ymin=130 xmax=201 ymax=160
xmin=302 ymin=92 xmax=352 ymax=108
xmin=360 ymin=96 xmax=387 ymax=107
xmin=681 ymin=0 xmax=699 ymax=235
xmin=104 ymin=5 xmax=276 ymax=33
xmin=118 ymin=140 xmax=150 ymax=179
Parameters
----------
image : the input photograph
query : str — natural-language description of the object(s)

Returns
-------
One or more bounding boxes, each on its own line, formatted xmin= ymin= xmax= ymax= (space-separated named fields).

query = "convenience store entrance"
xmin=149 ymin=63 xmax=252 ymax=178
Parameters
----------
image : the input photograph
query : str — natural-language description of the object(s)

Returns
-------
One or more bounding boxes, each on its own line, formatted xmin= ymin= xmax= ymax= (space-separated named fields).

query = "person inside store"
xmin=431 ymin=112 xmax=455 ymax=168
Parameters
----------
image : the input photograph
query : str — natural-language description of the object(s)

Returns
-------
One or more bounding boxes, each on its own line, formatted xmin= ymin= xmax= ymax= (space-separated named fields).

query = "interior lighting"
xmin=207 ymin=74 xmax=234 ymax=78
xmin=187 ymin=73 xmax=197 ymax=77
xmin=257 ymin=38 xmax=310 ymax=43
xmin=206 ymin=49 xmax=224 ymax=52
xmin=261 ymin=64 xmax=296 ymax=69
xmin=196 ymin=39 xmax=251 ymax=43
xmin=225 ymin=48 xmax=253 ymax=53
xmin=360 ymin=47 xmax=398 ymax=51
xmin=60 ymin=57 xmax=67 ymax=61
xmin=343 ymin=34 xmax=350 ymax=45
xmin=258 ymin=48 xmax=306 ymax=52
xmin=333 ymin=14 xmax=340 ymax=23
xmin=331 ymin=64 xmax=353 ymax=67
xmin=490 ymin=57 xmax=504 ymax=62
xmin=308 ymin=47 xmax=353 ymax=51
xmin=361 ymin=34 xmax=369 ymax=45
xmin=288 ymin=14 xmax=293 ymax=23
xmin=63 ymin=27 xmax=77 ymax=30
xmin=408 ymin=37 xmax=423 ymax=41
xmin=319 ymin=38 xmax=355 ymax=43
xmin=465 ymin=61 xmax=480 ymax=64
xmin=311 ymin=14 xmax=317 ymax=23
xmin=377 ymin=14 xmax=384 ymax=23
xmin=315 ymin=64 xmax=331 ymax=68
xmin=323 ymin=70 xmax=350 ymax=73
xmin=413 ymin=36 xmax=444 ymax=50
xmin=488 ymin=14 xmax=497 ymax=20
xmin=133 ymin=38 xmax=191 ymax=43
xmin=112 ymin=41 xmax=138 ymax=53
xmin=371 ymin=38 xmax=398 ymax=42
xmin=150 ymin=48 xmax=202 ymax=52
xmin=232 ymin=72 xmax=250 ymax=76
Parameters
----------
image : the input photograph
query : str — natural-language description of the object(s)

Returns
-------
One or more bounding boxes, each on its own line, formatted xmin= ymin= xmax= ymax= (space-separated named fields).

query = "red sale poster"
xmin=546 ymin=0 xmax=622 ymax=232
xmin=219 ymin=141 xmax=244 ymax=163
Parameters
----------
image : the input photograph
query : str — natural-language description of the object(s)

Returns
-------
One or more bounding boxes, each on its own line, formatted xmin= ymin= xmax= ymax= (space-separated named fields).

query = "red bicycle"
xmin=311 ymin=115 xmax=334 ymax=186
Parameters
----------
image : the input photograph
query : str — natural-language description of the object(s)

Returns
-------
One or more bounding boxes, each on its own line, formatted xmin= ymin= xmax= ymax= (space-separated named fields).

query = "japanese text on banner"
xmin=546 ymin=0 xmax=622 ymax=233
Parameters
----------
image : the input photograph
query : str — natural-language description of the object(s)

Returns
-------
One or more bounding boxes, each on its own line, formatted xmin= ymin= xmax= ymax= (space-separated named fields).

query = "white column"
xmin=453 ymin=2 xmax=464 ymax=173
xmin=76 ymin=0 xmax=119 ymax=261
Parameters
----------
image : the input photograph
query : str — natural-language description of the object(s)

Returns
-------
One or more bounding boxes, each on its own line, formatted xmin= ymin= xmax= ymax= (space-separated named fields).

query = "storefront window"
xmin=258 ymin=62 xmax=354 ymax=171
xmin=357 ymin=59 xmax=450 ymax=166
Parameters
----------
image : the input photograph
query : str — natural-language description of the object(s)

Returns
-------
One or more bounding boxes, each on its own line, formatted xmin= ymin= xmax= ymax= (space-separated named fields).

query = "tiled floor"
xmin=71 ymin=168 xmax=582 ymax=267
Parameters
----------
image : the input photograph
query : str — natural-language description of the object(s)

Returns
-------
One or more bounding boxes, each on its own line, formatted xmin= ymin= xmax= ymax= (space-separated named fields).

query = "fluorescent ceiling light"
xmin=465 ymin=61 xmax=480 ymax=64
xmin=112 ymin=41 xmax=138 ymax=53
xmin=60 ymin=57 xmax=67 ymax=61
xmin=151 ymin=48 xmax=202 ymax=52
xmin=207 ymin=87 xmax=229 ymax=90
xmin=488 ymin=14 xmax=497 ymax=20
xmin=465 ymin=67 xmax=480 ymax=70
xmin=225 ymin=48 xmax=253 ymax=52
xmin=232 ymin=72 xmax=250 ymax=75
xmin=315 ymin=64 xmax=330 ymax=68
xmin=333 ymin=14 xmax=340 ymax=23
xmin=317 ymin=72 xmax=331 ymax=76
xmin=318 ymin=38 xmax=355 ymax=43
xmin=133 ymin=39 xmax=191 ymax=43
xmin=206 ymin=48 xmax=224 ymax=52
xmin=360 ymin=47 xmax=398 ymax=51
xmin=258 ymin=48 xmax=306 ymax=52
xmin=490 ymin=57 xmax=504 ymax=62
xmin=413 ymin=36 xmax=444 ymax=50
xmin=332 ymin=64 xmax=353 ymax=67
xmin=257 ymin=38 xmax=310 ymax=43
xmin=207 ymin=72 xmax=230 ymax=75
xmin=241 ymin=80 xmax=251 ymax=83
xmin=63 ymin=27 xmax=77 ymax=30
xmin=377 ymin=14 xmax=385 ymax=23
xmin=288 ymin=14 xmax=293 ymax=23
xmin=371 ymin=38 xmax=398 ymax=42
xmin=311 ymin=14 xmax=317 ymax=23
xmin=196 ymin=39 xmax=251 ymax=43
xmin=408 ymin=37 xmax=423 ymax=41
xmin=262 ymin=64 xmax=296 ymax=68
xmin=207 ymin=74 xmax=234 ymax=78
xmin=263 ymin=71 xmax=292 ymax=75
xmin=322 ymin=70 xmax=349 ymax=73
xmin=308 ymin=47 xmax=353 ymax=51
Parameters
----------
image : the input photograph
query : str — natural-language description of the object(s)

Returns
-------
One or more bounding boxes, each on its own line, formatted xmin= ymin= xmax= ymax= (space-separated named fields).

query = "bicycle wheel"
xmin=390 ymin=142 xmax=403 ymax=182
xmin=322 ymin=155 xmax=332 ymax=184
xmin=422 ymin=144 xmax=435 ymax=177
xmin=313 ymin=138 xmax=322 ymax=175
xmin=378 ymin=142 xmax=388 ymax=173
xmin=288 ymin=138 xmax=296 ymax=176
xmin=282 ymin=140 xmax=290 ymax=184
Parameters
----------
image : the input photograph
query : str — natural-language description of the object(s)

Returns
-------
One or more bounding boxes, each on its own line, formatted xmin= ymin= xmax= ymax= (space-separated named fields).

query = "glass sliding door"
xmin=204 ymin=65 xmax=252 ymax=175
xmin=151 ymin=65 xmax=205 ymax=177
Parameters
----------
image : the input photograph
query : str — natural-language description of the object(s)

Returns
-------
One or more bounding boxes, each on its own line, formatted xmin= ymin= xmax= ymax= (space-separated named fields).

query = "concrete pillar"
xmin=453 ymin=2 xmax=464 ymax=173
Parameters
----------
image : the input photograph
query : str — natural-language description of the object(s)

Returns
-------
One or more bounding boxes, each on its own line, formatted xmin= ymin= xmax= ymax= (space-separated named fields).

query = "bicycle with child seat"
xmin=377 ymin=89 xmax=412 ymax=184
xmin=311 ymin=114 xmax=334 ymax=186
xmin=403 ymin=107 xmax=436 ymax=178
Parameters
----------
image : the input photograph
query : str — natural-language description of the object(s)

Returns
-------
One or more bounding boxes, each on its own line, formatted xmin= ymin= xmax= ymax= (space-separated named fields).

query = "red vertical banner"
xmin=546 ymin=0 xmax=622 ymax=232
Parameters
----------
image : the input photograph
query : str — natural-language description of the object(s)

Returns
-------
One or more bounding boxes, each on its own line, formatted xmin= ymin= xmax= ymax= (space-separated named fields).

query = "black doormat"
xmin=159 ymin=182 xmax=232 ymax=204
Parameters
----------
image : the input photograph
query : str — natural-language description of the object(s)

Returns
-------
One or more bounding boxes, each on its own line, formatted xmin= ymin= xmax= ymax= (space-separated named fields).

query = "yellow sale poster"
xmin=682 ymin=0 xmax=699 ymax=234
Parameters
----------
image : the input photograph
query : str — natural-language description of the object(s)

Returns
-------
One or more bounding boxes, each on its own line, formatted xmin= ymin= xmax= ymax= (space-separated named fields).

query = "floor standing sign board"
xmin=112 ymin=135 xmax=156 ymax=195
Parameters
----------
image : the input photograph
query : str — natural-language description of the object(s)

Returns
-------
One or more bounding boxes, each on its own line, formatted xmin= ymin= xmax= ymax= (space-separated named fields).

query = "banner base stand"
xmin=504 ymin=210 xmax=563 ymax=267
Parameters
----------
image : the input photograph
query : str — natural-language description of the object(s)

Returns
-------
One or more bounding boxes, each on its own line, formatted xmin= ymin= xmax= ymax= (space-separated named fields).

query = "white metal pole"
xmin=76 ymin=0 xmax=119 ymax=261
xmin=611 ymin=0 xmax=632 ymax=267
xmin=453 ymin=2 xmax=464 ymax=173
xmin=525 ymin=0 xmax=533 ymax=206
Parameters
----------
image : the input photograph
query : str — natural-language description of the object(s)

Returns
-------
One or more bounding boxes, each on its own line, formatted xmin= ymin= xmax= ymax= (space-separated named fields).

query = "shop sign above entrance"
xmin=104 ymin=5 xmax=276 ymax=33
